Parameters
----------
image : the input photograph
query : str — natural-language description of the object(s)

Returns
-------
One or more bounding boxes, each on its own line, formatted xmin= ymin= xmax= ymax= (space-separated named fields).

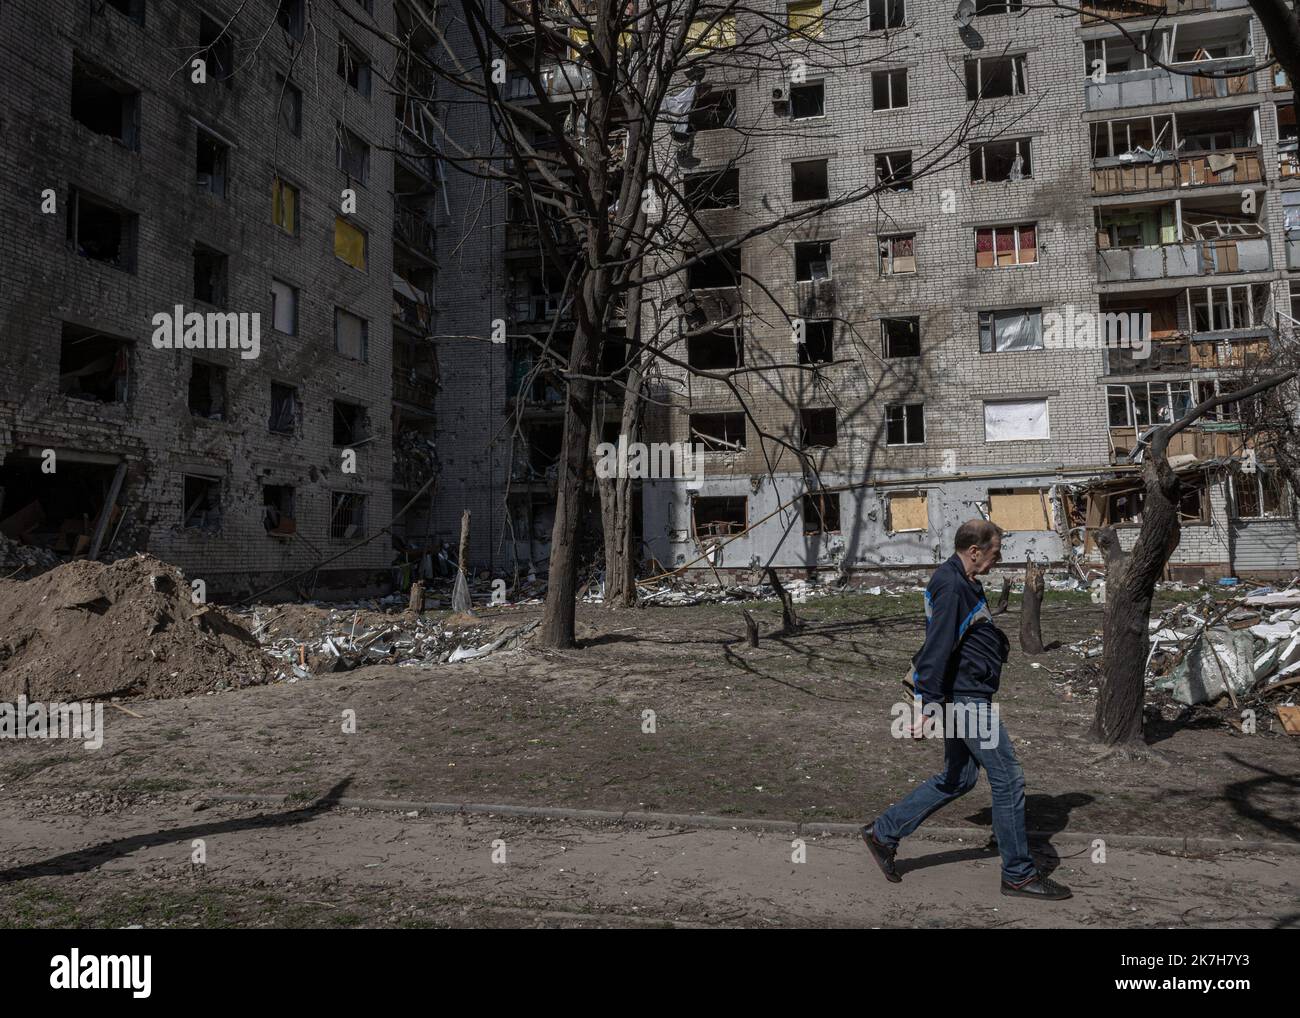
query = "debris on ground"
xmin=0 ymin=554 xmax=274 ymax=700
xmin=1060 ymin=582 xmax=1300 ymax=729
xmin=0 ymin=532 xmax=62 ymax=578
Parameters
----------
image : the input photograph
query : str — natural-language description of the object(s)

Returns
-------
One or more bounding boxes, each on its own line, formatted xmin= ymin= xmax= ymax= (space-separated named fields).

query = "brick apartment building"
xmin=0 ymin=0 xmax=441 ymax=597
xmin=432 ymin=0 xmax=1300 ymax=582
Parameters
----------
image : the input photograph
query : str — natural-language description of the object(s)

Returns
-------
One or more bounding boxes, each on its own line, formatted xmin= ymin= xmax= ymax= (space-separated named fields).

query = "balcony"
xmin=1281 ymin=140 xmax=1299 ymax=180
xmin=1086 ymin=56 xmax=1255 ymax=112
xmin=393 ymin=343 xmax=438 ymax=411
xmin=394 ymin=203 xmax=436 ymax=260
xmin=1289 ymin=236 xmax=1300 ymax=270
xmin=1079 ymin=0 xmax=1249 ymax=21
xmin=1091 ymin=146 xmax=1264 ymax=195
xmin=1098 ymin=236 xmax=1271 ymax=281
xmin=509 ymin=293 xmax=574 ymax=325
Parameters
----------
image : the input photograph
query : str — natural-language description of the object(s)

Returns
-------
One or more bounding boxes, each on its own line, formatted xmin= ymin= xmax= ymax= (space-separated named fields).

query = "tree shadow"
xmin=1219 ymin=755 xmax=1300 ymax=843
xmin=0 ymin=777 xmax=355 ymax=884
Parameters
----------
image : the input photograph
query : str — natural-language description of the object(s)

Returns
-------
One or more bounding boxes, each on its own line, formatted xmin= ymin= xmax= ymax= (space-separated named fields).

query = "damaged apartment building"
xmin=430 ymin=0 xmax=1300 ymax=582
xmin=0 ymin=0 xmax=442 ymax=595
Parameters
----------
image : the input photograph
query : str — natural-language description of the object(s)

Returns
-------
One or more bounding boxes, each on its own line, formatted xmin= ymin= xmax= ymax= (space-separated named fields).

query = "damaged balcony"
xmin=1106 ymin=377 xmax=1246 ymax=462
xmin=508 ymin=332 xmax=570 ymax=409
xmin=676 ymin=247 xmax=742 ymax=331
xmin=1089 ymin=108 xmax=1265 ymax=195
xmin=1083 ymin=15 xmax=1255 ymax=112
xmin=1079 ymin=0 xmax=1250 ymax=22
xmin=1095 ymin=195 xmax=1271 ymax=283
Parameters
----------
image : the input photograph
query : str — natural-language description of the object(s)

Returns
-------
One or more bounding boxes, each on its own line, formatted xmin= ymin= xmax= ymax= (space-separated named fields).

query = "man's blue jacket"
xmin=910 ymin=554 xmax=1011 ymax=705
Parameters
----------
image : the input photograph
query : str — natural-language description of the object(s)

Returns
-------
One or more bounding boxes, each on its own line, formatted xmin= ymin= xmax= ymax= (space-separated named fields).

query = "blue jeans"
xmin=872 ymin=696 xmax=1035 ymax=884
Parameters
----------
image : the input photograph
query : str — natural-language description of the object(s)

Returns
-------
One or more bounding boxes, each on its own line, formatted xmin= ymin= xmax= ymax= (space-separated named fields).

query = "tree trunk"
xmin=993 ymin=576 xmax=1010 ymax=616
xmin=1019 ymin=560 xmax=1045 ymax=655
xmin=1092 ymin=457 xmax=1181 ymax=746
xmin=600 ymin=301 xmax=644 ymax=608
xmin=743 ymin=609 xmax=759 ymax=648
xmin=765 ymin=567 xmax=799 ymax=633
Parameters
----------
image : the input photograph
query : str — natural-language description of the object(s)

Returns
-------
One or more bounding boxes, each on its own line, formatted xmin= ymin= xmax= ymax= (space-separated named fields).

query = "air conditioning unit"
xmin=772 ymin=85 xmax=789 ymax=111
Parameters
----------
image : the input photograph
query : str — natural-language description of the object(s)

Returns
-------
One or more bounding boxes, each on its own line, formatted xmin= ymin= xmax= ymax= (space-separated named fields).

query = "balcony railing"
xmin=1097 ymin=236 xmax=1271 ymax=281
xmin=1091 ymin=146 xmax=1264 ymax=195
xmin=395 ymin=120 xmax=437 ymax=179
xmin=394 ymin=204 xmax=436 ymax=258
xmin=509 ymin=293 xmax=574 ymax=324
xmin=1085 ymin=56 xmax=1255 ymax=112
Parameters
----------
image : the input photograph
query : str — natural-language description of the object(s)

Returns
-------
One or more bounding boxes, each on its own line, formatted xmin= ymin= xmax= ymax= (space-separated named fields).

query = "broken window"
xmin=1189 ymin=284 xmax=1269 ymax=332
xmin=276 ymin=75 xmax=302 ymax=135
xmin=197 ymin=127 xmax=229 ymax=197
xmin=868 ymin=0 xmax=904 ymax=30
xmin=193 ymin=245 xmax=227 ymax=304
xmin=523 ymin=422 xmax=563 ymax=476
xmin=276 ymin=0 xmax=305 ymax=40
xmin=688 ymin=328 xmax=743 ymax=369
xmin=335 ymin=307 xmax=369 ymax=361
xmin=71 ymin=56 xmax=140 ymax=149
xmin=975 ymin=224 xmax=1037 ymax=268
xmin=879 ymin=234 xmax=915 ymax=274
xmin=188 ymin=360 xmax=227 ymax=419
xmin=692 ymin=496 xmax=747 ymax=537
xmin=886 ymin=491 xmax=928 ymax=533
xmin=690 ymin=412 xmax=746 ymax=451
xmin=329 ymin=492 xmax=366 ymax=540
xmin=984 ymin=399 xmax=1049 ymax=441
xmin=689 ymin=90 xmax=736 ymax=131
xmin=334 ymin=217 xmax=368 ymax=270
xmin=106 ymin=0 xmax=144 ymax=24
xmin=885 ymin=403 xmax=924 ymax=445
xmin=795 ymin=241 xmax=832 ymax=282
xmin=182 ymin=474 xmax=222 ymax=532
xmin=1107 ymin=382 xmax=1195 ymax=429
xmin=1234 ymin=471 xmax=1290 ymax=519
xmin=971 ymin=138 xmax=1032 ymax=183
xmin=270 ymin=278 xmax=298 ymax=334
xmin=263 ymin=484 xmax=296 ymax=535
xmin=687 ymin=248 xmax=741 ymax=289
xmin=872 ymin=69 xmax=908 ymax=110
xmin=988 ymin=488 xmax=1052 ymax=531
xmin=337 ymin=34 xmax=372 ymax=97
xmin=800 ymin=407 xmax=838 ymax=448
xmin=1110 ymin=484 xmax=1206 ymax=526
xmin=791 ymin=81 xmax=824 ymax=119
xmin=269 ymin=382 xmax=299 ymax=434
xmin=336 ymin=124 xmax=370 ymax=183
xmin=803 ymin=491 xmax=841 ymax=533
xmin=59 ymin=323 xmax=130 ymax=402
xmin=272 ymin=176 xmax=297 ymax=234
xmin=965 ymin=55 xmax=1027 ymax=100
xmin=882 ymin=317 xmax=921 ymax=358
xmin=791 ymin=159 xmax=829 ymax=202
xmin=799 ymin=319 xmax=833 ymax=363
xmin=67 ymin=189 xmax=137 ymax=271
xmin=979 ymin=307 xmax=1043 ymax=351
xmin=332 ymin=400 xmax=368 ymax=445
xmin=198 ymin=14 xmax=234 ymax=86
xmin=685 ymin=168 xmax=740 ymax=210
xmin=875 ymin=150 xmax=913 ymax=191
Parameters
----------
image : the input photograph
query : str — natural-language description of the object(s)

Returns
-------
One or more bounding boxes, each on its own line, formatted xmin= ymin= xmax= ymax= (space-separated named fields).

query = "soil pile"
xmin=0 ymin=554 xmax=274 ymax=700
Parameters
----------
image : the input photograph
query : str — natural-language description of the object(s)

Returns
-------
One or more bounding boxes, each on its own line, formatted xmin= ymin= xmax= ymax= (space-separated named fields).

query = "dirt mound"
xmin=0 ymin=554 xmax=274 ymax=701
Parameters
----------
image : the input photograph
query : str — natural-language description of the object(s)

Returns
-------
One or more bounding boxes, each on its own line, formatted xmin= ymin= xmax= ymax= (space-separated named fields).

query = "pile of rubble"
xmin=234 ymin=601 xmax=537 ymax=678
xmin=0 ymin=532 xmax=62 ymax=577
xmin=0 ymin=554 xmax=274 ymax=701
xmin=1066 ymin=584 xmax=1300 ymax=728
xmin=633 ymin=575 xmax=922 ymax=607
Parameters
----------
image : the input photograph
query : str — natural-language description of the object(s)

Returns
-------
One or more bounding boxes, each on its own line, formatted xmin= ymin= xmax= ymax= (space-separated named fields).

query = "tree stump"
xmin=407 ymin=580 xmax=424 ymax=616
xmin=1019 ymin=560 xmax=1046 ymax=655
xmin=993 ymin=576 xmax=1011 ymax=616
xmin=743 ymin=609 xmax=759 ymax=648
xmin=765 ymin=567 xmax=799 ymax=634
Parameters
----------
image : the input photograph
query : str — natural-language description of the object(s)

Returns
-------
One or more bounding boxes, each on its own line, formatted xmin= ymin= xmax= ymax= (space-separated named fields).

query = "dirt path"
xmin=0 ymin=795 xmax=1294 ymax=928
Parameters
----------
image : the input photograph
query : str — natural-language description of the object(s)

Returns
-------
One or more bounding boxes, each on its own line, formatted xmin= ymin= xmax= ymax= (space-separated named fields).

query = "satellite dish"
xmin=954 ymin=0 xmax=975 ymax=28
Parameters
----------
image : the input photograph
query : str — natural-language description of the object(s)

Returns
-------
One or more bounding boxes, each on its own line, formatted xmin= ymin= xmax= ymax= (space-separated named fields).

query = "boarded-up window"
xmin=787 ymin=0 xmax=824 ymax=37
xmin=988 ymin=488 xmax=1052 ymax=531
xmin=272 ymin=177 xmax=297 ymax=234
xmin=984 ymin=399 xmax=1049 ymax=441
xmin=979 ymin=307 xmax=1042 ymax=351
xmin=335 ymin=307 xmax=368 ymax=360
xmin=334 ymin=217 xmax=367 ymax=270
xmin=886 ymin=492 xmax=928 ymax=533
xmin=687 ymin=16 xmax=736 ymax=51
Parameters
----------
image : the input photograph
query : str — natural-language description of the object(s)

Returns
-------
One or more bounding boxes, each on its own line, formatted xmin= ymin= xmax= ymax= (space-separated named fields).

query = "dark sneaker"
xmin=861 ymin=824 xmax=902 ymax=883
xmin=1001 ymin=874 xmax=1072 ymax=900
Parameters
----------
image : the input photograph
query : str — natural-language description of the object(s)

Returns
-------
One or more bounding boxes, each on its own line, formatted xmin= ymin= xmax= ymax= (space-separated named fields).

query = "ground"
xmin=1 ymin=591 xmax=1297 ymax=927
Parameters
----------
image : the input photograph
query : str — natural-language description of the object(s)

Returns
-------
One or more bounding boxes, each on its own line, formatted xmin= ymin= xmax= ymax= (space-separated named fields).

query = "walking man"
xmin=862 ymin=519 xmax=1071 ymax=900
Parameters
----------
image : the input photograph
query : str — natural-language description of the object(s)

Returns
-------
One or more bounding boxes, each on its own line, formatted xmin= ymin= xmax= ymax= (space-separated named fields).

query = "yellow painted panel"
xmin=334 ymin=216 xmax=367 ymax=270
xmin=888 ymin=493 xmax=928 ymax=533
